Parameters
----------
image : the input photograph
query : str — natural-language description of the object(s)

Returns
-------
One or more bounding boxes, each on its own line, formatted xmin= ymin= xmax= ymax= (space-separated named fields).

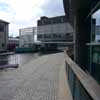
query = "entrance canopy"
xmin=63 ymin=0 xmax=100 ymax=19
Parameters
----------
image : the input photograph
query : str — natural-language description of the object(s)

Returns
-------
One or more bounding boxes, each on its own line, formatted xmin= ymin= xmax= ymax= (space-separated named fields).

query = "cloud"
xmin=93 ymin=9 xmax=100 ymax=18
xmin=0 ymin=0 xmax=64 ymax=36
xmin=41 ymin=0 xmax=64 ymax=17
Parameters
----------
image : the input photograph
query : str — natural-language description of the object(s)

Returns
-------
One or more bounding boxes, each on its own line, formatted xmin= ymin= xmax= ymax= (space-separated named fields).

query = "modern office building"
xmin=63 ymin=0 xmax=100 ymax=99
xmin=37 ymin=16 xmax=73 ymax=42
xmin=19 ymin=27 xmax=37 ymax=47
xmin=0 ymin=20 xmax=9 ymax=52
xmin=96 ymin=25 xmax=100 ymax=42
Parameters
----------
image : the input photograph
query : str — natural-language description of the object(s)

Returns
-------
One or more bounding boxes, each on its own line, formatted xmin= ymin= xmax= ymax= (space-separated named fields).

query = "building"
xmin=37 ymin=16 xmax=73 ymax=42
xmin=0 ymin=20 xmax=9 ymax=52
xmin=63 ymin=0 xmax=100 ymax=99
xmin=96 ymin=25 xmax=100 ymax=42
xmin=7 ymin=37 xmax=19 ymax=51
xmin=19 ymin=27 xmax=37 ymax=48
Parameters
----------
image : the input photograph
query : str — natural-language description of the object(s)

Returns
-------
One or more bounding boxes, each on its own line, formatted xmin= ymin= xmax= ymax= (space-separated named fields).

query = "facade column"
xmin=75 ymin=11 xmax=91 ymax=70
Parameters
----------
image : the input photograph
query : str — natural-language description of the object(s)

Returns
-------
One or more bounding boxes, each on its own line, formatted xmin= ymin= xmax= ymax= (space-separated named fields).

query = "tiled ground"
xmin=0 ymin=53 xmax=72 ymax=100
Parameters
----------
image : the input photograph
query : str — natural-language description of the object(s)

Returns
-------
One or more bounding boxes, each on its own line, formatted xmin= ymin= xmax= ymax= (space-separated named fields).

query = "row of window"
xmin=37 ymin=33 xmax=73 ymax=39
xmin=21 ymin=35 xmax=34 ymax=43
xmin=38 ymin=17 xmax=67 ymax=26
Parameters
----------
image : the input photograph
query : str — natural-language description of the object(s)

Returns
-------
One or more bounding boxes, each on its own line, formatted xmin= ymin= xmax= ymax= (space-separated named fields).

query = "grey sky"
xmin=93 ymin=9 xmax=100 ymax=25
xmin=0 ymin=0 xmax=100 ymax=36
xmin=0 ymin=0 xmax=65 ymax=37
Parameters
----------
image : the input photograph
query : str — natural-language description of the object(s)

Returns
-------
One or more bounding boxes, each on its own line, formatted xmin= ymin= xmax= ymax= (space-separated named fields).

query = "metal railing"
xmin=65 ymin=51 xmax=100 ymax=100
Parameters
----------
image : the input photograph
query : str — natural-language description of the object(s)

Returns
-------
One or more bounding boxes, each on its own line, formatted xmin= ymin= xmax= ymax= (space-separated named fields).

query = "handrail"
xmin=65 ymin=51 xmax=100 ymax=100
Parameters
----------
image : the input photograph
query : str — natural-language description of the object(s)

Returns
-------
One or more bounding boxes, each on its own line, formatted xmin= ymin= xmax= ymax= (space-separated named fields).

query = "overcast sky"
xmin=93 ymin=9 xmax=100 ymax=25
xmin=1 ymin=0 xmax=100 ymax=37
xmin=0 ymin=0 xmax=65 ymax=37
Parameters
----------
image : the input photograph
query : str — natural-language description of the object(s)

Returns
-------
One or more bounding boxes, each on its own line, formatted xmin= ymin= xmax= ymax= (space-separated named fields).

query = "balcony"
xmin=65 ymin=49 xmax=100 ymax=100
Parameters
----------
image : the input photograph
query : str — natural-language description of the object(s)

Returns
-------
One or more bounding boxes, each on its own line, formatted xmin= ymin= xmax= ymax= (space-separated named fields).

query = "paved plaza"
xmin=0 ymin=53 xmax=72 ymax=100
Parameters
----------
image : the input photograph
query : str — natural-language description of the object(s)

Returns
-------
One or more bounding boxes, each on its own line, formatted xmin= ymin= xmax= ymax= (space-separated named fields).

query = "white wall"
xmin=37 ymin=23 xmax=73 ymax=35
xmin=37 ymin=22 xmax=73 ymax=42
xmin=19 ymin=27 xmax=36 ymax=47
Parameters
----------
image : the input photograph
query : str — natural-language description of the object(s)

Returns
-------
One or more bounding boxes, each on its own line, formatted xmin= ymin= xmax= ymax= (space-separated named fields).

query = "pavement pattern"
xmin=0 ymin=53 xmax=72 ymax=100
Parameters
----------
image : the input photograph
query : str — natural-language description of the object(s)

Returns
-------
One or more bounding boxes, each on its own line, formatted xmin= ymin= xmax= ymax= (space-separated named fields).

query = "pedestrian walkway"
xmin=0 ymin=52 xmax=72 ymax=100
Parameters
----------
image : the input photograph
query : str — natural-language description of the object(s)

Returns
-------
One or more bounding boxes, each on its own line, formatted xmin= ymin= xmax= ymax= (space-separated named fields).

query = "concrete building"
xmin=37 ymin=16 xmax=73 ymax=42
xmin=19 ymin=27 xmax=37 ymax=47
xmin=0 ymin=20 xmax=9 ymax=52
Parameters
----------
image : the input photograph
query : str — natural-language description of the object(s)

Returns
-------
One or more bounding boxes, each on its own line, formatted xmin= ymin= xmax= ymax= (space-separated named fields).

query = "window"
xmin=0 ymin=23 xmax=4 ymax=32
xmin=53 ymin=34 xmax=57 ymax=38
xmin=42 ymin=20 xmax=45 ymax=25
xmin=38 ymin=34 xmax=42 ymax=38
xmin=2 ymin=43 xmax=4 ymax=47
xmin=58 ymin=34 xmax=62 ymax=38
xmin=44 ymin=34 xmax=49 ymax=38
xmin=61 ymin=18 xmax=64 ymax=23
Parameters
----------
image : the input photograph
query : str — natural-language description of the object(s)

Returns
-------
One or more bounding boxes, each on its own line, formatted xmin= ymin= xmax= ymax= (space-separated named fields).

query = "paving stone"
xmin=0 ymin=53 xmax=72 ymax=100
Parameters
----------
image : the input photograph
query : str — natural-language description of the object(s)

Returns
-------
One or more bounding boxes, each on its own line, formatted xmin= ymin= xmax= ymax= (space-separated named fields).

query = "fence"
xmin=65 ymin=51 xmax=100 ymax=100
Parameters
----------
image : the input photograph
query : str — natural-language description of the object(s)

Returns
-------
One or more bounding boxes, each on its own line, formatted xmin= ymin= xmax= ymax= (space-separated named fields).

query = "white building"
xmin=0 ymin=20 xmax=9 ymax=52
xmin=37 ymin=16 xmax=73 ymax=42
xmin=19 ymin=27 xmax=37 ymax=47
